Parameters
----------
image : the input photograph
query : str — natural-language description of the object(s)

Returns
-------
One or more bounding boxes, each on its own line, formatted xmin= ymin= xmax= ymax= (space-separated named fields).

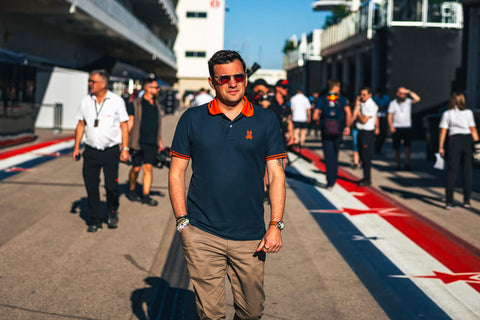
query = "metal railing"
xmin=65 ymin=0 xmax=176 ymax=69
xmin=321 ymin=0 xmax=463 ymax=52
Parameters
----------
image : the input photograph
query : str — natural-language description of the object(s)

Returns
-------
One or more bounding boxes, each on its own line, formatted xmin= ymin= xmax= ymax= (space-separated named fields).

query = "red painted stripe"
xmin=0 ymin=136 xmax=74 ymax=160
xmin=0 ymin=135 xmax=36 ymax=148
xmin=296 ymin=147 xmax=480 ymax=292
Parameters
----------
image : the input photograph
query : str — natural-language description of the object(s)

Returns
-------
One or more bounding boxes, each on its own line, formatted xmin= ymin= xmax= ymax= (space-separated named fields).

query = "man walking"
xmin=352 ymin=87 xmax=378 ymax=187
xmin=72 ymin=69 xmax=129 ymax=232
xmin=290 ymin=88 xmax=312 ymax=146
xmin=169 ymin=50 xmax=286 ymax=320
xmin=126 ymin=78 xmax=165 ymax=206
xmin=313 ymin=79 xmax=351 ymax=189
xmin=387 ymin=86 xmax=421 ymax=170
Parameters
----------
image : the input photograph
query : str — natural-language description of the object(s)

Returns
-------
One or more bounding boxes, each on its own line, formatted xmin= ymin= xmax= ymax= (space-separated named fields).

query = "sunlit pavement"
xmin=0 ymin=113 xmax=479 ymax=319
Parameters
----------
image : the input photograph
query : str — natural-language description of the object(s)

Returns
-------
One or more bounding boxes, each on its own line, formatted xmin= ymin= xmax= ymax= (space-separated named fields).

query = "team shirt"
xmin=316 ymin=92 xmax=349 ymax=132
xmin=170 ymin=97 xmax=286 ymax=241
xmin=439 ymin=107 xmax=476 ymax=136
xmin=356 ymin=98 xmax=378 ymax=131
xmin=388 ymin=97 xmax=413 ymax=128
xmin=76 ymin=90 xmax=128 ymax=149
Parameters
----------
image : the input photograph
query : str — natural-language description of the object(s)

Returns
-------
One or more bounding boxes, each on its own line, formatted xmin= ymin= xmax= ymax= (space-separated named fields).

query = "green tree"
xmin=282 ymin=39 xmax=296 ymax=54
xmin=323 ymin=5 xmax=349 ymax=28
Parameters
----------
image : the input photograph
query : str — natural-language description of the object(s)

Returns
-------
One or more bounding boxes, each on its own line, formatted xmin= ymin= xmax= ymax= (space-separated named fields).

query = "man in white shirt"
xmin=73 ymin=69 xmax=130 ymax=232
xmin=192 ymin=88 xmax=214 ymax=107
xmin=387 ymin=87 xmax=421 ymax=170
xmin=290 ymin=88 xmax=312 ymax=146
xmin=352 ymin=87 xmax=378 ymax=186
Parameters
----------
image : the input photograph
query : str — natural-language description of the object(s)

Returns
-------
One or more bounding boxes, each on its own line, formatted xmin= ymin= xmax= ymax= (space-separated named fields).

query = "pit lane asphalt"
xmin=0 ymin=110 xmax=478 ymax=319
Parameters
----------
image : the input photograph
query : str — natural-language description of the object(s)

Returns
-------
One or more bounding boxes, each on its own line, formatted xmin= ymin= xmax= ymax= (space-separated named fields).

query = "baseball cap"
xmin=253 ymin=79 xmax=269 ymax=87
xmin=275 ymin=79 xmax=289 ymax=88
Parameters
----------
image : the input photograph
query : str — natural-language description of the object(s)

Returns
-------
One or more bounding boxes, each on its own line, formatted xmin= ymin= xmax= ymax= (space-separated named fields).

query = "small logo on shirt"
xmin=246 ymin=130 xmax=253 ymax=140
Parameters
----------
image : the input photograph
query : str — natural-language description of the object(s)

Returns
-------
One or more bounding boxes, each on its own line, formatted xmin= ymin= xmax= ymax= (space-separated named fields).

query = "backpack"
xmin=321 ymin=94 xmax=343 ymax=137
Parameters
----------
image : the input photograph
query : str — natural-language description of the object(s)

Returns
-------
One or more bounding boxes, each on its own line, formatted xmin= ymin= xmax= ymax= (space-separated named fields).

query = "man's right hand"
xmin=72 ymin=149 xmax=81 ymax=161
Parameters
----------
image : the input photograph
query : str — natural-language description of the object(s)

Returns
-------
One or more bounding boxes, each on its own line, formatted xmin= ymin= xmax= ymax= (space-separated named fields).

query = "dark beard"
xmin=396 ymin=96 xmax=406 ymax=103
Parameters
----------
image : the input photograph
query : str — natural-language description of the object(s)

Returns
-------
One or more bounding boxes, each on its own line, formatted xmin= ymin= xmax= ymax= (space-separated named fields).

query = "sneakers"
xmin=126 ymin=191 xmax=141 ymax=202
xmin=445 ymin=203 xmax=455 ymax=210
xmin=87 ymin=223 xmax=103 ymax=232
xmin=108 ymin=210 xmax=119 ymax=229
xmin=141 ymin=195 xmax=158 ymax=206
xmin=462 ymin=203 xmax=472 ymax=209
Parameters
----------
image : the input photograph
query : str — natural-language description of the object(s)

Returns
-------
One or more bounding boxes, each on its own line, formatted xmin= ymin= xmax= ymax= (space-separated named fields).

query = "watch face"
xmin=277 ymin=221 xmax=285 ymax=230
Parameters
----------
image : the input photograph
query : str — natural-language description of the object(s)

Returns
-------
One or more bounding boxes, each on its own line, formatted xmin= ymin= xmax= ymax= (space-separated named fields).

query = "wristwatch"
xmin=270 ymin=220 xmax=285 ymax=231
xmin=123 ymin=147 xmax=129 ymax=151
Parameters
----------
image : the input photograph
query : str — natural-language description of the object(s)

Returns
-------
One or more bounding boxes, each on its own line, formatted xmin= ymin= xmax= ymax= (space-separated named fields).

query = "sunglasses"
xmin=213 ymin=73 xmax=246 ymax=85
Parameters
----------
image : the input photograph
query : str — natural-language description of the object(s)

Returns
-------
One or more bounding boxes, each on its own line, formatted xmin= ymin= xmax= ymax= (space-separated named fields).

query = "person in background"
xmin=373 ymin=89 xmax=390 ymax=155
xmin=438 ymin=92 xmax=479 ymax=210
xmin=169 ymin=50 xmax=286 ymax=320
xmin=313 ymin=79 xmax=351 ymax=189
xmin=126 ymin=78 xmax=165 ymax=206
xmin=290 ymin=88 xmax=311 ymax=146
xmin=352 ymin=87 xmax=379 ymax=187
xmin=192 ymin=88 xmax=213 ymax=106
xmin=308 ymin=91 xmax=320 ymax=137
xmin=387 ymin=87 xmax=421 ymax=170
xmin=72 ymin=69 xmax=130 ymax=232
xmin=270 ymin=79 xmax=294 ymax=146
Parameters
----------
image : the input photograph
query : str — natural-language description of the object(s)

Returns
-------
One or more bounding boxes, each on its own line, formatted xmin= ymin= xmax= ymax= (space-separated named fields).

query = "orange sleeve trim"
xmin=170 ymin=150 xmax=191 ymax=160
xmin=266 ymin=153 xmax=287 ymax=160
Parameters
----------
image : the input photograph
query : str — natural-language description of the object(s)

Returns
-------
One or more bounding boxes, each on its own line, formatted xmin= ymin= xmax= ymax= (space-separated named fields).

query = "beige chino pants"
xmin=181 ymin=224 xmax=265 ymax=320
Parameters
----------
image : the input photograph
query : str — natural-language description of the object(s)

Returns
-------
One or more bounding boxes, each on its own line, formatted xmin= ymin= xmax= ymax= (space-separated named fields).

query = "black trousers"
xmin=358 ymin=130 xmax=375 ymax=182
xmin=82 ymin=145 xmax=120 ymax=225
xmin=322 ymin=135 xmax=342 ymax=187
xmin=446 ymin=134 xmax=473 ymax=204
xmin=375 ymin=116 xmax=388 ymax=154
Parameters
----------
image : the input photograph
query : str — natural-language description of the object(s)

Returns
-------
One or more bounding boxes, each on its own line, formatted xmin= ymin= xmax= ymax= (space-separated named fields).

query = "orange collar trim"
xmin=208 ymin=96 xmax=254 ymax=117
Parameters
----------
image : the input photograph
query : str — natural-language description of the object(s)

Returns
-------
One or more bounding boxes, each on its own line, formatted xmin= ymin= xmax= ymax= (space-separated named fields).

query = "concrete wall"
xmin=173 ymin=0 xmax=225 ymax=95
xmin=35 ymin=67 xmax=88 ymax=130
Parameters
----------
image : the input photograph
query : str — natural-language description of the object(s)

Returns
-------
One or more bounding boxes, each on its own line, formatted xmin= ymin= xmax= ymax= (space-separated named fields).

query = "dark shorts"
xmin=130 ymin=144 xmax=158 ymax=167
xmin=293 ymin=121 xmax=308 ymax=129
xmin=392 ymin=128 xmax=412 ymax=149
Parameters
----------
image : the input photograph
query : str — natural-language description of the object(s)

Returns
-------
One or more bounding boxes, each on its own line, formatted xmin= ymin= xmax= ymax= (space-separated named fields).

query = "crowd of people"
xmin=71 ymin=50 xmax=479 ymax=319
xmin=243 ymin=76 xmax=479 ymax=209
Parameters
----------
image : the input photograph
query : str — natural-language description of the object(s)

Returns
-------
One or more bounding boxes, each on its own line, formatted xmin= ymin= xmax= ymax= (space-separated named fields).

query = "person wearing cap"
xmin=269 ymin=79 xmax=294 ymax=145
xmin=169 ymin=50 xmax=286 ymax=320
xmin=72 ymin=69 xmax=130 ymax=232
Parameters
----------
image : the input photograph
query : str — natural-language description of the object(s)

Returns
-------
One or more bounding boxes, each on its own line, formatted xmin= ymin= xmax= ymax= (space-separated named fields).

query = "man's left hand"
xmin=120 ymin=149 xmax=129 ymax=162
xmin=256 ymin=227 xmax=282 ymax=253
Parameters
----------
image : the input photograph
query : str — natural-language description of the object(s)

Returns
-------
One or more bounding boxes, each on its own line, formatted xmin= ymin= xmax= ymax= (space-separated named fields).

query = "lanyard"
xmin=94 ymin=98 xmax=107 ymax=119
xmin=93 ymin=97 xmax=107 ymax=127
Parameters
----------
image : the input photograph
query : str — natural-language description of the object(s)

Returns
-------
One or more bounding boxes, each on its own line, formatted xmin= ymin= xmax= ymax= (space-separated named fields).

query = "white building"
xmin=174 ymin=0 xmax=225 ymax=98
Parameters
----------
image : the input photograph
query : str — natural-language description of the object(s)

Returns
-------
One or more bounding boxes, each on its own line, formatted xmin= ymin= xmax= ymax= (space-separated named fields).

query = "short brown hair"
xmin=208 ymin=50 xmax=246 ymax=78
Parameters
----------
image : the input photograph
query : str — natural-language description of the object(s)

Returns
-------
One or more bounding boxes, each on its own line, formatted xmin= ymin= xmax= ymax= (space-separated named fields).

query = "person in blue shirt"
xmin=372 ymin=89 xmax=390 ymax=155
xmin=168 ymin=50 xmax=286 ymax=320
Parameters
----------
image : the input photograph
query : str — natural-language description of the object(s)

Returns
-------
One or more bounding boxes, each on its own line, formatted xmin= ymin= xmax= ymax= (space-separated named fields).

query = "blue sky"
xmin=224 ymin=0 xmax=328 ymax=70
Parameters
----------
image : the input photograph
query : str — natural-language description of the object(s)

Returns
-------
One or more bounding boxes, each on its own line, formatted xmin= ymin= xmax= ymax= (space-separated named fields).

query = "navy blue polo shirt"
xmin=170 ymin=97 xmax=286 ymax=240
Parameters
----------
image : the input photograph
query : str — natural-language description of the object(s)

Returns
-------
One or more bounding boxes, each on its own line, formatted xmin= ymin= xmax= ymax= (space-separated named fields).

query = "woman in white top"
xmin=438 ymin=92 xmax=479 ymax=210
